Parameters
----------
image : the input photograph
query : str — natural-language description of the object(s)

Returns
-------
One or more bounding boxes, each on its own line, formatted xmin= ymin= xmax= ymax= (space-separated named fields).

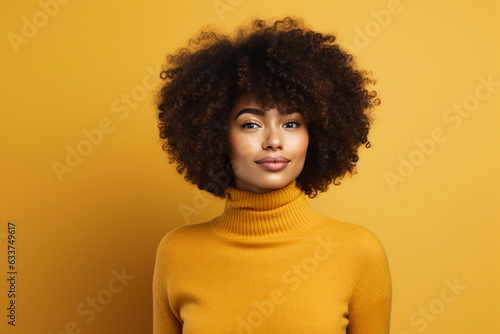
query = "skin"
xmin=227 ymin=94 xmax=309 ymax=193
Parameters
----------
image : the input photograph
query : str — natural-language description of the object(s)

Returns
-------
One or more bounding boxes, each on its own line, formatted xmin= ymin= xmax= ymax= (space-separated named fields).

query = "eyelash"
xmin=284 ymin=120 xmax=303 ymax=128
xmin=241 ymin=120 xmax=303 ymax=129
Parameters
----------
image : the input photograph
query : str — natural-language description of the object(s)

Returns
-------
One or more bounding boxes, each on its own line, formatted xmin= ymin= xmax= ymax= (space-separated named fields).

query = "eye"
xmin=241 ymin=121 xmax=260 ymax=129
xmin=283 ymin=120 xmax=302 ymax=128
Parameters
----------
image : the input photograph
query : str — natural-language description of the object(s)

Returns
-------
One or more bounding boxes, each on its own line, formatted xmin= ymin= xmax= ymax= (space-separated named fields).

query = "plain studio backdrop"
xmin=1 ymin=0 xmax=499 ymax=333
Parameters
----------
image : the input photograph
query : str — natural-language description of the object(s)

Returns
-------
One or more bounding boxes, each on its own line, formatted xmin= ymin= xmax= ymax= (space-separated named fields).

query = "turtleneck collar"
xmin=210 ymin=180 xmax=324 ymax=239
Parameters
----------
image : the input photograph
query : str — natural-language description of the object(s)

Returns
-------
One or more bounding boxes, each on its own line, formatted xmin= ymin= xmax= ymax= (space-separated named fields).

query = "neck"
xmin=210 ymin=180 xmax=324 ymax=239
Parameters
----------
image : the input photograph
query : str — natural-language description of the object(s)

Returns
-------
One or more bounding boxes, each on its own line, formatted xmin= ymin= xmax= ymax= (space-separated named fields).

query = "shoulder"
xmin=319 ymin=219 xmax=391 ymax=295
xmin=320 ymin=218 xmax=388 ymax=260
xmin=155 ymin=223 xmax=211 ymax=263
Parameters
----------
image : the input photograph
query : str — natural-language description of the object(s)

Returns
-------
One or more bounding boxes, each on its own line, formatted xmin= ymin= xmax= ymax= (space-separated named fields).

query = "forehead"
xmin=231 ymin=94 xmax=265 ymax=112
xmin=230 ymin=94 xmax=300 ymax=118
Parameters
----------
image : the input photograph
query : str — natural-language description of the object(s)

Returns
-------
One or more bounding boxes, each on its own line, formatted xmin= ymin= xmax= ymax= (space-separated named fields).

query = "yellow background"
xmin=1 ymin=0 xmax=499 ymax=333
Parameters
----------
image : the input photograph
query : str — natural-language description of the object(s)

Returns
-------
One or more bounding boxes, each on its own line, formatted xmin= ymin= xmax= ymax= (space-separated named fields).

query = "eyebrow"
xmin=234 ymin=108 xmax=301 ymax=120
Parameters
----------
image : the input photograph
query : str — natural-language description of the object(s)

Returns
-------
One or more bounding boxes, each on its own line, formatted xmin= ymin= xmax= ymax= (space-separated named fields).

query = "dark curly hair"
xmin=156 ymin=17 xmax=380 ymax=198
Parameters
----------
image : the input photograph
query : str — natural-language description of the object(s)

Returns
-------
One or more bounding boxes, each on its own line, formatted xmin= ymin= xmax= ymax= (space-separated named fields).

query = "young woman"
xmin=153 ymin=17 xmax=391 ymax=334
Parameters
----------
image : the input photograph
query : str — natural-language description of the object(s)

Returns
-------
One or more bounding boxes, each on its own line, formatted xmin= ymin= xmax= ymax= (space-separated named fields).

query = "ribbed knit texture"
xmin=153 ymin=180 xmax=391 ymax=334
xmin=211 ymin=179 xmax=324 ymax=238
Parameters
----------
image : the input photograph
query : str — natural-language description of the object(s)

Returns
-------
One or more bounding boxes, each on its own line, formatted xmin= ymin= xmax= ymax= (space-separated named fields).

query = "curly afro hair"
xmin=156 ymin=17 xmax=380 ymax=198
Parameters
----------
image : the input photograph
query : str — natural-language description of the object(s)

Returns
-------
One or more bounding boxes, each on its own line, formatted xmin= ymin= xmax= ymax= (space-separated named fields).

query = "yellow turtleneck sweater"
xmin=153 ymin=180 xmax=391 ymax=334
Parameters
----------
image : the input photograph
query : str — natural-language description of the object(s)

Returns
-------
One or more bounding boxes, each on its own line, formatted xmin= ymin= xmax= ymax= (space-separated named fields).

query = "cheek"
xmin=301 ymin=137 xmax=309 ymax=157
xmin=289 ymin=132 xmax=309 ymax=159
xmin=227 ymin=130 xmax=257 ymax=160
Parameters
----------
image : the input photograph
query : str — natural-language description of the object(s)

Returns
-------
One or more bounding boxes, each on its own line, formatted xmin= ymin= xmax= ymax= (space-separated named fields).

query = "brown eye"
xmin=283 ymin=121 xmax=302 ymax=128
xmin=241 ymin=122 xmax=260 ymax=129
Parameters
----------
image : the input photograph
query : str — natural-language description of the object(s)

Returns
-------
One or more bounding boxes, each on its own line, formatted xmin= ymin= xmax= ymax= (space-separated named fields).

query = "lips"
xmin=255 ymin=156 xmax=290 ymax=164
xmin=255 ymin=156 xmax=290 ymax=171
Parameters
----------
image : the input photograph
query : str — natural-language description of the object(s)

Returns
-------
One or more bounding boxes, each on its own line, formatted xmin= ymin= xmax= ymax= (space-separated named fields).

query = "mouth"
xmin=255 ymin=157 xmax=290 ymax=171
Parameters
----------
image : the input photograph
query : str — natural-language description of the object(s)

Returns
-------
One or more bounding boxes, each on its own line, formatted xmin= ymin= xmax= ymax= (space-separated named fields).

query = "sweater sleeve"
xmin=347 ymin=228 xmax=392 ymax=334
xmin=152 ymin=234 xmax=183 ymax=334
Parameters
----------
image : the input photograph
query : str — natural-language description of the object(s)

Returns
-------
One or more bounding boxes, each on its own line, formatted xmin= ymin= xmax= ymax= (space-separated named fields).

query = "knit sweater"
xmin=153 ymin=180 xmax=391 ymax=334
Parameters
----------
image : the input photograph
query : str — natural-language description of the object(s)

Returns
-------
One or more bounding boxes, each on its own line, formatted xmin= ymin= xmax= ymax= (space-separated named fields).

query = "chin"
xmin=255 ymin=177 xmax=295 ymax=191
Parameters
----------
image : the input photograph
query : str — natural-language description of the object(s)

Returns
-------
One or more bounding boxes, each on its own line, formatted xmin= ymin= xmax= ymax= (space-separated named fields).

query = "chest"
xmin=168 ymin=241 xmax=356 ymax=333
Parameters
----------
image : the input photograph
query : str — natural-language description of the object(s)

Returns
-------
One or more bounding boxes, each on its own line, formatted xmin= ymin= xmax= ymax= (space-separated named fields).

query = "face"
xmin=227 ymin=94 xmax=309 ymax=194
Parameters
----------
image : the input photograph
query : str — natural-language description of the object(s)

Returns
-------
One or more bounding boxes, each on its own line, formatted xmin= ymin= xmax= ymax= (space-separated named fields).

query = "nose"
xmin=262 ymin=125 xmax=283 ymax=150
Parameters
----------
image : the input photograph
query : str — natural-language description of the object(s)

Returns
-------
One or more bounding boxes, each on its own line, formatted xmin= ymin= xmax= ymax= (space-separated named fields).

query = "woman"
xmin=153 ymin=17 xmax=391 ymax=333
